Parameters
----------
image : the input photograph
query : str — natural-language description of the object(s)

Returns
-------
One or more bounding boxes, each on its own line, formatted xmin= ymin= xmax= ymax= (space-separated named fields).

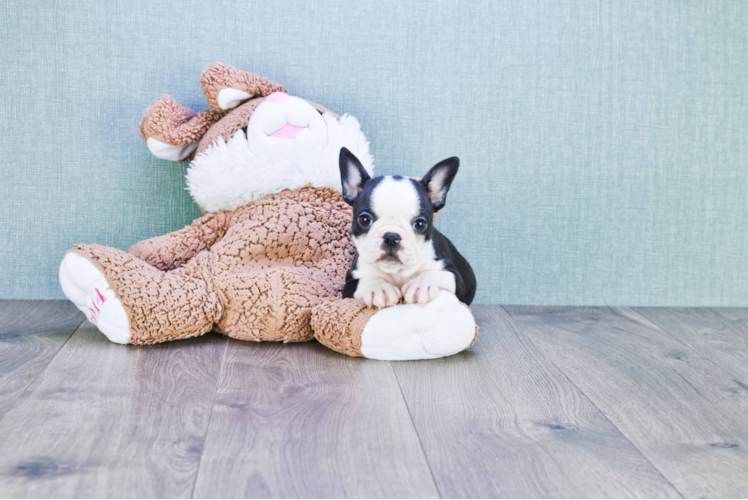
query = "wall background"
xmin=1 ymin=0 xmax=746 ymax=305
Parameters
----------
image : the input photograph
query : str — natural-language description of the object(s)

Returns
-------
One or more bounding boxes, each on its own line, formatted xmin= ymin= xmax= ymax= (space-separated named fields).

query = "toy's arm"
xmin=128 ymin=211 xmax=232 ymax=271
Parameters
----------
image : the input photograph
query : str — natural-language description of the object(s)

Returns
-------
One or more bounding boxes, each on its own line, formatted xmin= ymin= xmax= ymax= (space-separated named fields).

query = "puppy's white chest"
xmin=383 ymin=272 xmax=412 ymax=289
xmin=381 ymin=257 xmax=446 ymax=288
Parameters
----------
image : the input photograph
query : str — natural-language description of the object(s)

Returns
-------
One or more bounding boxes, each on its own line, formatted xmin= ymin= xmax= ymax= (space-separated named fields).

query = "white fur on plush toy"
xmin=187 ymin=96 xmax=374 ymax=212
xmin=360 ymin=290 xmax=476 ymax=360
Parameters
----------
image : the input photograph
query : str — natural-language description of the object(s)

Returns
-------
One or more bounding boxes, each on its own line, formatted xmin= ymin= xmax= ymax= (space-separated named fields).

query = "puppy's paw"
xmin=354 ymin=279 xmax=402 ymax=308
xmin=402 ymin=277 xmax=442 ymax=305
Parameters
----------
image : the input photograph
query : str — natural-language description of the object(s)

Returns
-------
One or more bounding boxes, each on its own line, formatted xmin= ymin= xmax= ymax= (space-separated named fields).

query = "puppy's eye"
xmin=358 ymin=214 xmax=372 ymax=227
xmin=413 ymin=218 xmax=427 ymax=232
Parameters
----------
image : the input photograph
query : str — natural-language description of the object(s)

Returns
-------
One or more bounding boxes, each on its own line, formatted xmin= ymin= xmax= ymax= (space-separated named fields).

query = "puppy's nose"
xmin=383 ymin=232 xmax=401 ymax=248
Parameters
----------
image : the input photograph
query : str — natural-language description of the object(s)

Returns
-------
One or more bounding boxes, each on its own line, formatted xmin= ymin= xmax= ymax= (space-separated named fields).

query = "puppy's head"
xmin=339 ymin=147 xmax=459 ymax=275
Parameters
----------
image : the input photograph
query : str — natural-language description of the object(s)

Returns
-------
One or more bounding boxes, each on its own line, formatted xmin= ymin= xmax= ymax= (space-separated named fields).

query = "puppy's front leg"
xmin=354 ymin=277 xmax=402 ymax=308
xmin=402 ymin=270 xmax=456 ymax=305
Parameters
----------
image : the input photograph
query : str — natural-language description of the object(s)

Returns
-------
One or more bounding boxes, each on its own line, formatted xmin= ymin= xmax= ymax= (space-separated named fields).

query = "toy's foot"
xmin=313 ymin=290 xmax=478 ymax=361
xmin=59 ymin=253 xmax=131 ymax=344
xmin=200 ymin=62 xmax=287 ymax=110
xmin=361 ymin=291 xmax=476 ymax=360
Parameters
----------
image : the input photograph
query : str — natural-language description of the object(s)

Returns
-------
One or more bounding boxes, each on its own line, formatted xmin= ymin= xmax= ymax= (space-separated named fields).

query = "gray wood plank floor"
xmin=635 ymin=308 xmax=748 ymax=387
xmin=1 ymin=300 xmax=747 ymax=498
xmin=0 ymin=321 xmax=226 ymax=498
xmin=504 ymin=306 xmax=748 ymax=499
xmin=193 ymin=340 xmax=438 ymax=498
xmin=391 ymin=307 xmax=678 ymax=498
xmin=0 ymin=301 xmax=84 ymax=421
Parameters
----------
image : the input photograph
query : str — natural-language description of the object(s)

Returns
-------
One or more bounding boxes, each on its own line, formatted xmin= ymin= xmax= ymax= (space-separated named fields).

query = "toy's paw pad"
xmin=59 ymin=253 xmax=131 ymax=344
xmin=402 ymin=277 xmax=441 ymax=305
xmin=354 ymin=280 xmax=402 ymax=308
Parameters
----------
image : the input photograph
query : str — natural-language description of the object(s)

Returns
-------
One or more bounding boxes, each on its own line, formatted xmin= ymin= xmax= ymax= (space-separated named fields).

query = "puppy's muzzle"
xmin=378 ymin=232 xmax=403 ymax=261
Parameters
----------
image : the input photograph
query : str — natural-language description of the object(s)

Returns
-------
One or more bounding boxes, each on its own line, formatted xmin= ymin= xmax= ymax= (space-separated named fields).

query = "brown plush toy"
xmin=59 ymin=63 xmax=477 ymax=360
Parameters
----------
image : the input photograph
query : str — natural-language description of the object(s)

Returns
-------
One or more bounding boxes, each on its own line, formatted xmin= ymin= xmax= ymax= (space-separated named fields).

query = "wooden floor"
xmin=1 ymin=302 xmax=747 ymax=498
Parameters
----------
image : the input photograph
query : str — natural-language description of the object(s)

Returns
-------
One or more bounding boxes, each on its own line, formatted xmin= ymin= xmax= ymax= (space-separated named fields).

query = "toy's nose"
xmin=266 ymin=92 xmax=290 ymax=103
xmin=383 ymin=232 xmax=401 ymax=249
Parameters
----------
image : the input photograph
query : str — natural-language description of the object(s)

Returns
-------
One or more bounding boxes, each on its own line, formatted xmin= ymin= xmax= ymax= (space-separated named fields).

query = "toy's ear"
xmin=201 ymin=62 xmax=287 ymax=111
xmin=146 ymin=138 xmax=198 ymax=162
xmin=421 ymin=157 xmax=459 ymax=212
xmin=139 ymin=96 xmax=223 ymax=162
xmin=339 ymin=148 xmax=371 ymax=205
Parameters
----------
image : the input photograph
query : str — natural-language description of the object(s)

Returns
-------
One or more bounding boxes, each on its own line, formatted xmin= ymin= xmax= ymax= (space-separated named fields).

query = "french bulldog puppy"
xmin=339 ymin=148 xmax=476 ymax=308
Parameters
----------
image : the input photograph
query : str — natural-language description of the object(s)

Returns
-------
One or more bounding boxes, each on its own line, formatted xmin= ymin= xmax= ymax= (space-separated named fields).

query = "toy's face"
xmin=140 ymin=64 xmax=375 ymax=212
xmin=187 ymin=93 xmax=374 ymax=212
xmin=246 ymin=93 xmax=327 ymax=161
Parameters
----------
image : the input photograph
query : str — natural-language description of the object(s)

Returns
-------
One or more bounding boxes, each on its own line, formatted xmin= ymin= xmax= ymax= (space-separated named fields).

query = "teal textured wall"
xmin=1 ymin=0 xmax=747 ymax=305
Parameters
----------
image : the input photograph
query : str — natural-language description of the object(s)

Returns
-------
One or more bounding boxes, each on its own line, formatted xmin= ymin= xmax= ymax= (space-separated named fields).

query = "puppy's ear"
xmin=422 ymin=157 xmax=459 ymax=211
xmin=339 ymin=147 xmax=371 ymax=205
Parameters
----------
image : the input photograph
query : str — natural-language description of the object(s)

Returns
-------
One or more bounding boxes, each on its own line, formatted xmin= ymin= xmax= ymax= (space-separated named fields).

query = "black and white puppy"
xmin=339 ymin=148 xmax=476 ymax=308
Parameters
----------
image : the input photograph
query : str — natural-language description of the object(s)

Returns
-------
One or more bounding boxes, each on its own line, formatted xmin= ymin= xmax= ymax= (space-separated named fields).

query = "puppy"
xmin=339 ymin=148 xmax=476 ymax=308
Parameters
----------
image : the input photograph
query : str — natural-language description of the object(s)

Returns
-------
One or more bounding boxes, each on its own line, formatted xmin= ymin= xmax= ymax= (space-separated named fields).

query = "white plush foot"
xmin=360 ymin=290 xmax=476 ymax=361
xmin=146 ymin=137 xmax=198 ymax=161
xmin=59 ymin=253 xmax=131 ymax=344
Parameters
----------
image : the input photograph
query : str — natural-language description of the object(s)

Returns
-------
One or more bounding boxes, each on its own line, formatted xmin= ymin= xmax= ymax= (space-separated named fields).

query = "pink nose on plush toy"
xmin=266 ymin=92 xmax=291 ymax=103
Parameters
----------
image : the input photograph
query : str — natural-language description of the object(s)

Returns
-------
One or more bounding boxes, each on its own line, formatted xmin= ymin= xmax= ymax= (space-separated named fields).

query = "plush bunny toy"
xmin=59 ymin=62 xmax=477 ymax=360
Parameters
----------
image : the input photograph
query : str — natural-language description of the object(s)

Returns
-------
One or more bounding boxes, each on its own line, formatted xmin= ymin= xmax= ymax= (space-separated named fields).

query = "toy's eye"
xmin=358 ymin=213 xmax=373 ymax=227
xmin=413 ymin=218 xmax=427 ymax=232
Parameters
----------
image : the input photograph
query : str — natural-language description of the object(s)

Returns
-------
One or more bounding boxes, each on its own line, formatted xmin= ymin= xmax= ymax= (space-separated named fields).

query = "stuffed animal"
xmin=59 ymin=62 xmax=477 ymax=360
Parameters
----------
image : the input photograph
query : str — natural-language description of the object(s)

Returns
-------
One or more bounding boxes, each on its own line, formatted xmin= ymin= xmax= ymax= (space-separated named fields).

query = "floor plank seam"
xmin=0 ymin=315 xmax=85 ymax=424
xmin=389 ymin=361 xmax=443 ymax=499
xmin=709 ymin=308 xmax=748 ymax=331
xmin=190 ymin=335 xmax=231 ymax=499
xmin=499 ymin=306 xmax=686 ymax=499
xmin=628 ymin=307 xmax=748 ymax=387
